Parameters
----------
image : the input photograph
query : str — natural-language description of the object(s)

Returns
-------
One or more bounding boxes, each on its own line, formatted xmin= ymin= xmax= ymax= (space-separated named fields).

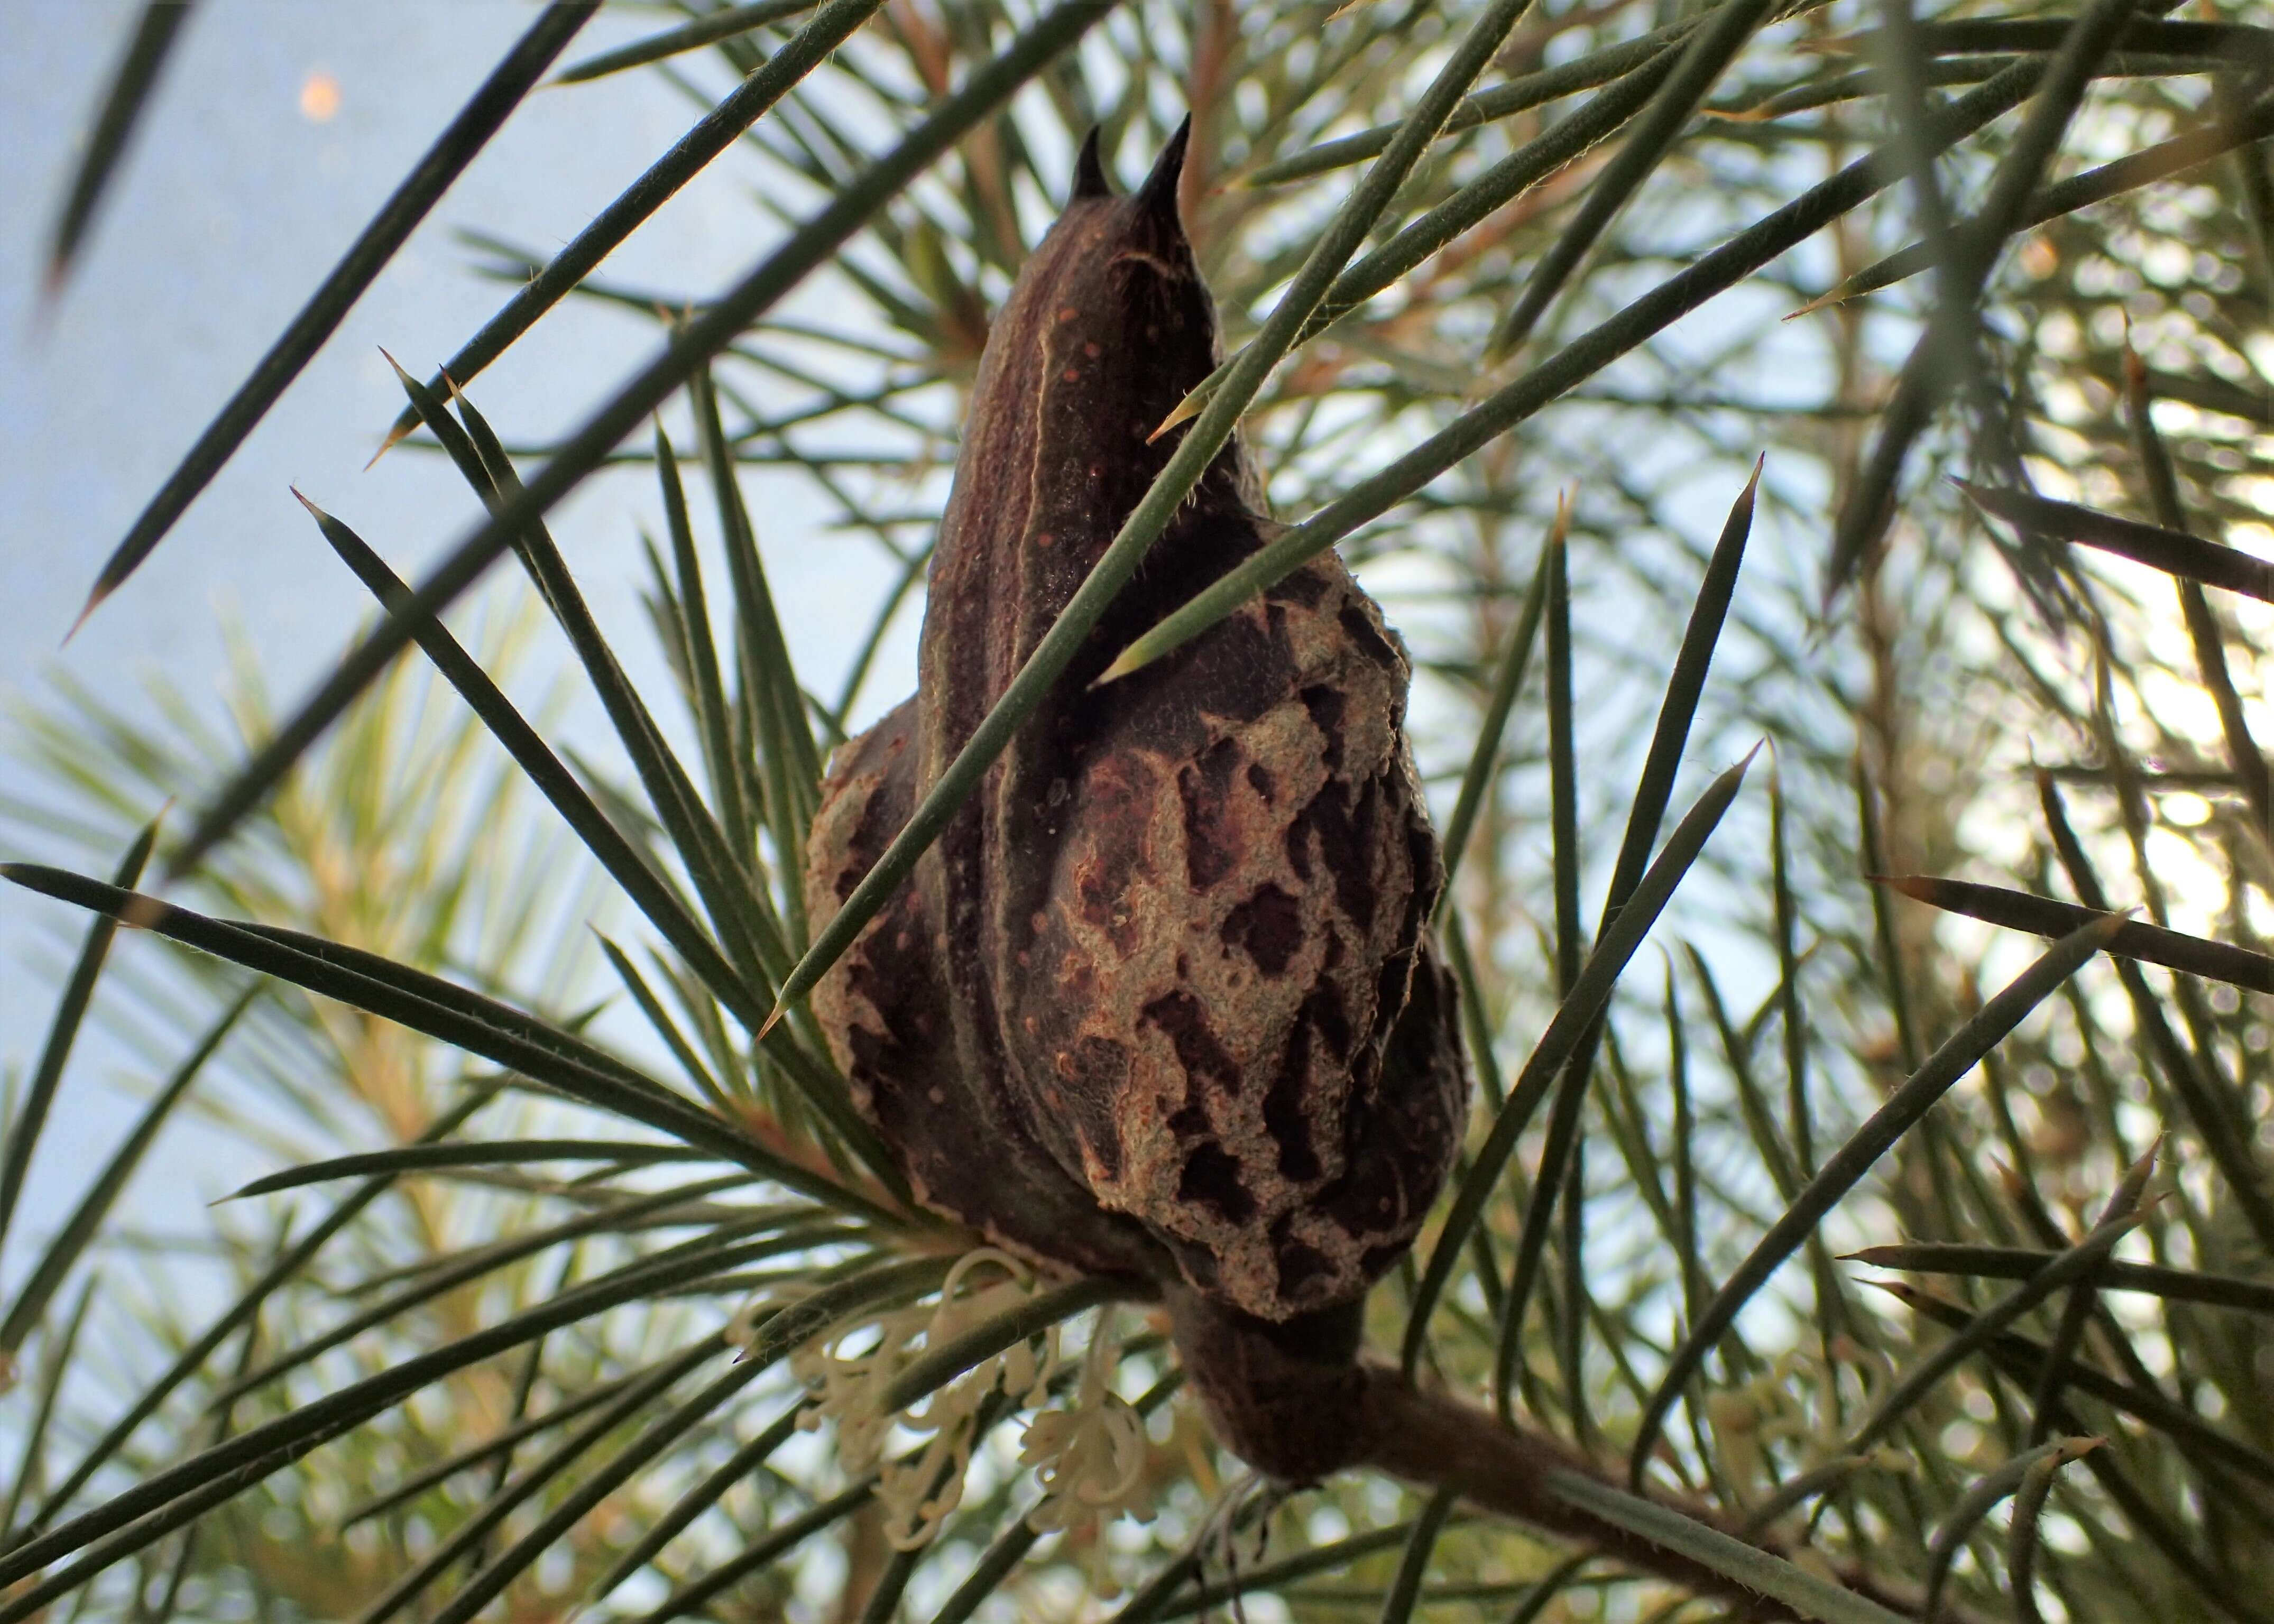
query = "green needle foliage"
xmin=8 ymin=1 xmax=2274 ymax=1620
xmin=40 ymin=0 xmax=198 ymax=302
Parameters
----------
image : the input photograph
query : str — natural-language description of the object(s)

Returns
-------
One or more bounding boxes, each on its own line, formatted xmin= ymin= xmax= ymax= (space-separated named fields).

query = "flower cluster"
xmin=1706 ymin=1336 xmax=1908 ymax=1506
xmin=776 ymin=1249 xmax=1060 ymax=1547
xmin=1021 ymin=1308 xmax=1148 ymax=1534
xmin=760 ymin=1249 xmax=1153 ymax=1560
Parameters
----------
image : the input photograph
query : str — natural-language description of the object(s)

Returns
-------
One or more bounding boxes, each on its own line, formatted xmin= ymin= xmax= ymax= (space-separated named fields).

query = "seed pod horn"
xmin=1070 ymin=125 xmax=1111 ymax=202
xmin=1134 ymin=115 xmax=1191 ymax=226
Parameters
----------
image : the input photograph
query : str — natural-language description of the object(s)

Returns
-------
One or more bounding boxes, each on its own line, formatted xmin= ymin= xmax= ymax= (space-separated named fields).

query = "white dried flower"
xmin=1021 ymin=1311 xmax=1148 ymax=1536
xmin=786 ymin=1249 xmax=1066 ymax=1551
xmin=1709 ymin=1344 xmax=1903 ymax=1506
xmin=777 ymin=1253 xmax=1159 ymax=1564
xmin=1017 ymin=1308 xmax=1154 ymax=1600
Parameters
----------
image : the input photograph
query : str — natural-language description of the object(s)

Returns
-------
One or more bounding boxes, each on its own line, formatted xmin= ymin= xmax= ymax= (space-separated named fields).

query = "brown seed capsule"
xmin=803 ymin=120 xmax=1468 ymax=1479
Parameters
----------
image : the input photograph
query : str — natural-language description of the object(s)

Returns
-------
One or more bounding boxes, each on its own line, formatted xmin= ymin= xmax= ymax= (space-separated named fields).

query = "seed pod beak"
xmin=1071 ymin=125 xmax=1112 ymax=203
xmin=1134 ymin=115 xmax=1192 ymax=227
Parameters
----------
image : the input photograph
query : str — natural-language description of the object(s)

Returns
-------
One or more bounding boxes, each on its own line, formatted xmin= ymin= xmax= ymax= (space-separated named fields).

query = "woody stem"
xmin=1355 ymin=1373 xmax=1930 ymax=1622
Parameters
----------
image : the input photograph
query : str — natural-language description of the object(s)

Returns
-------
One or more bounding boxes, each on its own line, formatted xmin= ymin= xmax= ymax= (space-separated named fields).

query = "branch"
xmin=1357 ymin=1373 xmax=1941 ymax=1623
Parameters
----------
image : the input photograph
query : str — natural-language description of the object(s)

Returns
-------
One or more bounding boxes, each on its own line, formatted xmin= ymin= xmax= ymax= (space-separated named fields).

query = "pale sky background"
xmin=1 ymin=2 xmax=909 ymax=1277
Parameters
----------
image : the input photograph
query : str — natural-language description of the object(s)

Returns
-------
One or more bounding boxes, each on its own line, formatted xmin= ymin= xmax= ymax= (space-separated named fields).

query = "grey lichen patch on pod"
xmin=802 ymin=119 xmax=1468 ymax=1480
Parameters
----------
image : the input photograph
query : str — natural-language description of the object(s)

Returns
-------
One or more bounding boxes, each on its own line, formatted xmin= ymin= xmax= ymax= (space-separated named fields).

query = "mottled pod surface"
xmin=803 ymin=123 xmax=1468 ymax=1466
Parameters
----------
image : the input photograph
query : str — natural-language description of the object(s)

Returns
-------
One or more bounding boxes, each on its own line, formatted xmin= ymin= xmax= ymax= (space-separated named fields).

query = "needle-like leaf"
xmin=1824 ymin=0 xmax=2148 ymax=601
xmin=583 ymin=1405 xmax=804 ymax=1602
xmin=1487 ymin=0 xmax=1779 ymax=359
xmin=164 ymin=0 xmax=1116 ymax=881
xmin=0 ymin=991 xmax=252 ymax=1356
xmin=78 ymin=4 xmax=593 ymax=623
xmin=1539 ymin=1471 xmax=1908 ymax=1624
xmin=41 ymin=0 xmax=197 ymax=301
xmin=1099 ymin=64 xmax=2045 ymax=684
xmin=1878 ymin=872 xmax=2274 ymax=993
xmin=339 ymin=1365 xmax=656 ymax=1529
xmin=0 ymin=863 xmax=892 ymax=1220
xmin=20 ymin=1089 xmax=499 ymax=1535
xmin=1494 ymin=464 xmax=1757 ymax=1411
xmin=1846 ymin=1243 xmax=2274 ymax=1317
xmin=1376 ymin=1488 xmax=1460 ymax=1624
xmin=292 ymin=480 xmax=764 ymax=1034
xmin=1629 ymin=910 xmax=2125 ymax=1484
xmin=0 ymin=1279 xmax=98 ymax=1545
xmin=1835 ymin=1159 xmax=2152 ymax=1459
xmin=0 ymin=819 xmax=157 ymax=1262
xmin=1438 ymin=508 xmax=1555 ymax=900
xmin=1801 ymin=89 xmax=2274 ymax=312
xmin=376 ymin=0 xmax=891 ymax=458
xmin=221 ymin=1138 xmax=716 ymax=1200
xmin=553 ymin=0 xmax=817 ymax=85
xmin=0 ymin=1240 xmax=934 ymax=1597
xmin=1883 ymin=1281 xmax=2274 ymax=1492
xmin=1243 ymin=16 xmax=1698 ymax=185
xmin=1962 ymin=480 xmax=2274 ymax=604
xmin=1404 ymin=746 xmax=1758 ymax=1375
xmin=1920 ymin=1438 xmax=2102 ymax=1624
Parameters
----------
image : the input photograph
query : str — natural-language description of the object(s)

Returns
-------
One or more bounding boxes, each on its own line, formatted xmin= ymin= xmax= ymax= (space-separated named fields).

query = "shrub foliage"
xmin=6 ymin=2 xmax=2274 ymax=1620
